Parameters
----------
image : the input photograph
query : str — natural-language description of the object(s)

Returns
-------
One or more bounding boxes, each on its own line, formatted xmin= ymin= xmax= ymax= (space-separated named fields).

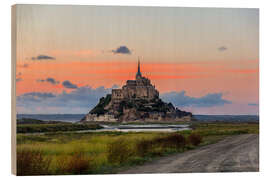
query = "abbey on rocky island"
xmin=81 ymin=60 xmax=192 ymax=123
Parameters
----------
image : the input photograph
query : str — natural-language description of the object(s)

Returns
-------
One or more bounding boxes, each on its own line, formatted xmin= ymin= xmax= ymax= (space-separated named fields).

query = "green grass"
xmin=17 ymin=123 xmax=102 ymax=133
xmin=17 ymin=132 xmax=162 ymax=175
xmin=191 ymin=122 xmax=259 ymax=136
xmin=16 ymin=122 xmax=259 ymax=175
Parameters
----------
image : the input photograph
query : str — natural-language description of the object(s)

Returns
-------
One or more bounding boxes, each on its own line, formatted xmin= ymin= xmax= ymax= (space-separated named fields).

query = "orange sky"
xmin=16 ymin=59 xmax=259 ymax=103
xmin=15 ymin=5 xmax=259 ymax=114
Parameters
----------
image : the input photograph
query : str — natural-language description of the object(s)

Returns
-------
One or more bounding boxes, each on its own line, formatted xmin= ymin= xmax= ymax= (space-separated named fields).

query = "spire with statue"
xmin=136 ymin=57 xmax=142 ymax=79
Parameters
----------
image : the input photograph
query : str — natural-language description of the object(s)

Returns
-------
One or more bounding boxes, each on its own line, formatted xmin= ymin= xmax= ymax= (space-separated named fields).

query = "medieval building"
xmin=111 ymin=60 xmax=159 ymax=101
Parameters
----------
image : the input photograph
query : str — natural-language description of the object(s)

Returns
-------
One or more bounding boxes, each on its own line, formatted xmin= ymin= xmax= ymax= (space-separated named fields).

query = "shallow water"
xmin=77 ymin=124 xmax=191 ymax=133
xmin=22 ymin=124 xmax=191 ymax=135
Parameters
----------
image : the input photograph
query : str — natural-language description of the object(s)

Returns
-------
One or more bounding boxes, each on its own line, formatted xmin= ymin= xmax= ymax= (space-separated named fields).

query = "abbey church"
xmin=81 ymin=60 xmax=192 ymax=122
xmin=112 ymin=61 xmax=159 ymax=101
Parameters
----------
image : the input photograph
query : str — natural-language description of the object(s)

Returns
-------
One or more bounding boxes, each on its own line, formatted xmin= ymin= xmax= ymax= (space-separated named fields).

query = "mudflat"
xmin=119 ymin=134 xmax=259 ymax=173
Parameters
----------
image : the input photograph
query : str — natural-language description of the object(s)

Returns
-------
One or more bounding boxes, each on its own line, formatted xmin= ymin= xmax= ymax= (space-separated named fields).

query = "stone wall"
xmin=84 ymin=113 xmax=117 ymax=122
xmin=112 ymin=89 xmax=124 ymax=99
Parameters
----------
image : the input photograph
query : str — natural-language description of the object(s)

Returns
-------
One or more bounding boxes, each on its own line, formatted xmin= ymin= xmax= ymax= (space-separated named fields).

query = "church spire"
xmin=136 ymin=57 xmax=142 ymax=79
xmin=138 ymin=58 xmax=141 ymax=74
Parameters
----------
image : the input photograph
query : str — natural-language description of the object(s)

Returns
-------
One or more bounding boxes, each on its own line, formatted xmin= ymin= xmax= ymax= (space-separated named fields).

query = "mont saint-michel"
xmin=81 ymin=61 xmax=192 ymax=123
xmin=14 ymin=6 xmax=259 ymax=175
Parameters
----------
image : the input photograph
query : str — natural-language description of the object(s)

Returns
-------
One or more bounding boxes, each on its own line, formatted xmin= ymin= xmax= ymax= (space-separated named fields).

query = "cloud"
xmin=112 ymin=46 xmax=131 ymax=54
xmin=18 ymin=63 xmax=29 ymax=68
xmin=62 ymin=80 xmax=78 ymax=89
xmin=16 ymin=86 xmax=114 ymax=114
xmin=16 ymin=87 xmax=233 ymax=114
xmin=16 ymin=78 xmax=22 ymax=82
xmin=47 ymin=78 xmax=59 ymax=84
xmin=218 ymin=46 xmax=228 ymax=52
xmin=161 ymin=91 xmax=232 ymax=108
xmin=16 ymin=72 xmax=23 ymax=82
xmin=32 ymin=55 xmax=55 ymax=60
xmin=37 ymin=77 xmax=59 ymax=85
xmin=17 ymin=92 xmax=56 ymax=103
xmin=248 ymin=103 xmax=259 ymax=106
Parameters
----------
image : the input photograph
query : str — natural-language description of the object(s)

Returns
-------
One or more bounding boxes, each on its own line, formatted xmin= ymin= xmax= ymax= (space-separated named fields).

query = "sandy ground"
xmin=119 ymin=134 xmax=259 ymax=174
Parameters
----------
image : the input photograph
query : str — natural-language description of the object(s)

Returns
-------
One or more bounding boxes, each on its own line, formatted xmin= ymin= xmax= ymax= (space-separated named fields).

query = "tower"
xmin=136 ymin=57 xmax=142 ymax=79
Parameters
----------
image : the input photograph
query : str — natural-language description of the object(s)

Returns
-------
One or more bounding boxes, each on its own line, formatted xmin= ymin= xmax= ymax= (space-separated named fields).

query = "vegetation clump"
xmin=107 ymin=139 xmax=132 ymax=164
xmin=90 ymin=94 xmax=111 ymax=116
xmin=17 ymin=149 xmax=51 ymax=175
xmin=188 ymin=133 xmax=203 ymax=146
xmin=17 ymin=118 xmax=46 ymax=124
xmin=55 ymin=152 xmax=92 ymax=175
xmin=135 ymin=133 xmax=186 ymax=157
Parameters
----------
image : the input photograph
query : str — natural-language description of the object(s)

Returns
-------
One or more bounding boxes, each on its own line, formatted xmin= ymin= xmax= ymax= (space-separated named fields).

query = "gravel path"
xmin=119 ymin=134 xmax=259 ymax=174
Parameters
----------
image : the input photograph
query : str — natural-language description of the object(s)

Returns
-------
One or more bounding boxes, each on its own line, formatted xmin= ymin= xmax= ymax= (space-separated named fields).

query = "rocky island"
xmin=81 ymin=61 xmax=192 ymax=123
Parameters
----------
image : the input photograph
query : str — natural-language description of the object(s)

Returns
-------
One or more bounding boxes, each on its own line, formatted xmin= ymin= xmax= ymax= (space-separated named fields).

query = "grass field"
xmin=16 ymin=122 xmax=259 ymax=175
xmin=16 ymin=118 xmax=102 ymax=133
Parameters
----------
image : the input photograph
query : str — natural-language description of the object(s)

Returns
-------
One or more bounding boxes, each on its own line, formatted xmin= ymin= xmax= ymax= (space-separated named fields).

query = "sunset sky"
xmin=15 ymin=5 xmax=259 ymax=115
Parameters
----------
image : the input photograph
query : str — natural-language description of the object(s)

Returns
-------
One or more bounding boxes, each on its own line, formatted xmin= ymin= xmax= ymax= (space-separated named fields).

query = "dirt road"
xmin=119 ymin=134 xmax=259 ymax=173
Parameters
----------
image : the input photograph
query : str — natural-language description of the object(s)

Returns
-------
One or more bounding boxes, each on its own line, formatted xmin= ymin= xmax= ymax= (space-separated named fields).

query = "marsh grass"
xmin=54 ymin=152 xmax=92 ymax=174
xmin=16 ymin=132 xmax=160 ymax=175
xmin=135 ymin=133 xmax=186 ymax=157
xmin=187 ymin=133 xmax=203 ymax=146
xmin=191 ymin=122 xmax=259 ymax=136
xmin=16 ymin=122 xmax=259 ymax=175
xmin=17 ymin=149 xmax=51 ymax=175
xmin=107 ymin=139 xmax=133 ymax=164
xmin=17 ymin=123 xmax=102 ymax=133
